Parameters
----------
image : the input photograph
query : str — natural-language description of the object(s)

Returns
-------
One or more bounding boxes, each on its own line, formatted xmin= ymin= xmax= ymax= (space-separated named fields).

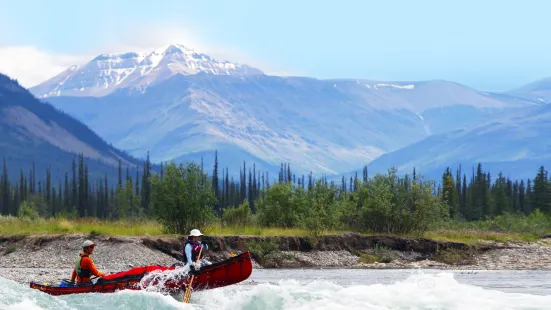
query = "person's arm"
xmin=185 ymin=243 xmax=192 ymax=264
xmin=71 ymin=268 xmax=76 ymax=282
xmin=83 ymin=257 xmax=105 ymax=277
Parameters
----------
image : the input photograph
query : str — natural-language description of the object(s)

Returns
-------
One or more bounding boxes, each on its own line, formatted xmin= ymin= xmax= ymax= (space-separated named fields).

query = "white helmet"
xmin=82 ymin=240 xmax=96 ymax=248
xmin=189 ymin=229 xmax=203 ymax=237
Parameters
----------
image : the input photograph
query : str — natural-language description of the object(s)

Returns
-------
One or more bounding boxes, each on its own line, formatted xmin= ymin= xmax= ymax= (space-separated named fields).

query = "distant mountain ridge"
xmin=40 ymin=74 xmax=537 ymax=175
xmin=505 ymin=77 xmax=551 ymax=104
xmin=358 ymin=103 xmax=551 ymax=181
xmin=26 ymin=43 xmax=551 ymax=179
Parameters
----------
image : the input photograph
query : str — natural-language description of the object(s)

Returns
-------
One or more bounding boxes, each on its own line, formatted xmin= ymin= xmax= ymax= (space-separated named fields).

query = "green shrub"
xmin=222 ymin=200 xmax=253 ymax=226
xmin=245 ymin=238 xmax=280 ymax=264
xmin=150 ymin=161 xmax=216 ymax=234
xmin=255 ymin=183 xmax=306 ymax=228
xmin=373 ymin=243 xmax=398 ymax=263
xmin=359 ymin=253 xmax=378 ymax=264
xmin=18 ymin=201 xmax=39 ymax=220
xmin=301 ymin=181 xmax=341 ymax=240
xmin=433 ymin=247 xmax=473 ymax=265
xmin=359 ymin=169 xmax=448 ymax=234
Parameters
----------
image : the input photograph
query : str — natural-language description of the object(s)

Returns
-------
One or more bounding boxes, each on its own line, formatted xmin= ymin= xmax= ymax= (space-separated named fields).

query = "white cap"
xmin=189 ymin=229 xmax=203 ymax=237
xmin=83 ymin=240 xmax=96 ymax=248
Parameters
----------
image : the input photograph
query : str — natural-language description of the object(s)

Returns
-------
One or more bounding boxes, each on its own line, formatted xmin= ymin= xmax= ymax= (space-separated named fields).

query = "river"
xmin=1 ymin=269 xmax=551 ymax=309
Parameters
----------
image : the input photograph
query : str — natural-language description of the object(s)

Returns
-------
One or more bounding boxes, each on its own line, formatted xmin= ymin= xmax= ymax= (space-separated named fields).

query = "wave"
xmin=1 ymin=272 xmax=550 ymax=310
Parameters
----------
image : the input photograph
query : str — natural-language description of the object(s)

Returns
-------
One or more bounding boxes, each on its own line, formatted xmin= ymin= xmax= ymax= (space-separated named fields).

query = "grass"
xmin=4 ymin=246 xmax=16 ymax=255
xmin=0 ymin=216 xmax=339 ymax=237
xmin=204 ymin=222 xmax=342 ymax=237
xmin=0 ymin=216 xmax=546 ymax=245
xmin=357 ymin=245 xmax=399 ymax=264
xmin=422 ymin=229 xmax=540 ymax=245
xmin=0 ymin=216 xmax=164 ymax=236
xmin=359 ymin=253 xmax=378 ymax=264
xmin=432 ymin=247 xmax=472 ymax=265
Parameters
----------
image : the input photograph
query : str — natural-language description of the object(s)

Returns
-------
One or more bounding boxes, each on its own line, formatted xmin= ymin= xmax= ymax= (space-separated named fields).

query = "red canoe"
xmin=29 ymin=251 xmax=253 ymax=296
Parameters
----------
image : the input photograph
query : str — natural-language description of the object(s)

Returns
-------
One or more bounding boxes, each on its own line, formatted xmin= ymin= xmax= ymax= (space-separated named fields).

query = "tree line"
xmin=1 ymin=152 xmax=551 ymax=234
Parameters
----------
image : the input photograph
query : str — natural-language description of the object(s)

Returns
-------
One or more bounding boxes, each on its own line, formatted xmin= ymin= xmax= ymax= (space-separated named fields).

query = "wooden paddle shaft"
xmin=183 ymin=244 xmax=204 ymax=303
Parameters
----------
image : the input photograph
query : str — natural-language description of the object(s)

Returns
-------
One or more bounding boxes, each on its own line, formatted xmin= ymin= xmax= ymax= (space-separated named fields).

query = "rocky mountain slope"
xmin=0 ymin=73 xmax=141 ymax=181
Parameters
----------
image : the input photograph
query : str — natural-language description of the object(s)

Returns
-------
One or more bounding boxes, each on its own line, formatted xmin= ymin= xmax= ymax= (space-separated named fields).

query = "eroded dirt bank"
xmin=1 ymin=233 xmax=551 ymax=285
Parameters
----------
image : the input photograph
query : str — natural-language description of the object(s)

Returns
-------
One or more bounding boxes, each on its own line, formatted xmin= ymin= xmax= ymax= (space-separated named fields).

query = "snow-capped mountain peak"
xmin=31 ymin=43 xmax=264 ymax=98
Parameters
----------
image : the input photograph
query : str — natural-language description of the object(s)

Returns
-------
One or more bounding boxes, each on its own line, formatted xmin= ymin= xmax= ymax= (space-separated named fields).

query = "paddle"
xmin=182 ymin=244 xmax=204 ymax=303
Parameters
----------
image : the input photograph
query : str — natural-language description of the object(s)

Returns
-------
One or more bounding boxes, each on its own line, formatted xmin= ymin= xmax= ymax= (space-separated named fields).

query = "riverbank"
xmin=1 ymin=233 xmax=551 ymax=285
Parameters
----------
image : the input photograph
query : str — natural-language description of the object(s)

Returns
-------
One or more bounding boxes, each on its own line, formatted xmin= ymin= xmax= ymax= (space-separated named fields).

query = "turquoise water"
xmin=2 ymin=269 xmax=551 ymax=309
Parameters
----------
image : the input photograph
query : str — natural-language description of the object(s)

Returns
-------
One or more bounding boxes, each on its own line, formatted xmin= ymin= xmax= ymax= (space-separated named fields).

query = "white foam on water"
xmin=0 ymin=275 xmax=199 ymax=310
xmin=2 ymin=272 xmax=551 ymax=309
xmin=0 ymin=277 xmax=76 ymax=310
xmin=196 ymin=272 xmax=551 ymax=310
xmin=138 ymin=265 xmax=192 ymax=294
xmin=3 ymin=299 xmax=46 ymax=310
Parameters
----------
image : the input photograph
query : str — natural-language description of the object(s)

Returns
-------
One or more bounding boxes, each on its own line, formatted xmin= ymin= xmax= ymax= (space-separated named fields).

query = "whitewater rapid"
xmin=2 ymin=270 xmax=551 ymax=310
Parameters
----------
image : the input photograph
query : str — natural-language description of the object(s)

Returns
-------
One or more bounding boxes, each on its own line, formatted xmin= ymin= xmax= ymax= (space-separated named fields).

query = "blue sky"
xmin=0 ymin=0 xmax=550 ymax=90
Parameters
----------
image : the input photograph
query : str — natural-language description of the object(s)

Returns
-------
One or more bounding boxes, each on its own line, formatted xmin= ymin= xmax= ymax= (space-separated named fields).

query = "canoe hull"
xmin=29 ymin=251 xmax=253 ymax=296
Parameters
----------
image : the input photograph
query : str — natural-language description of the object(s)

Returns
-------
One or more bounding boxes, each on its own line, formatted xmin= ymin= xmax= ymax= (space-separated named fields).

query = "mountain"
xmin=506 ymin=77 xmax=551 ymax=104
xmin=30 ymin=44 xmax=537 ymax=176
xmin=31 ymin=44 xmax=263 ymax=98
xmin=363 ymin=103 xmax=551 ymax=181
xmin=0 ymin=73 xmax=142 ymax=182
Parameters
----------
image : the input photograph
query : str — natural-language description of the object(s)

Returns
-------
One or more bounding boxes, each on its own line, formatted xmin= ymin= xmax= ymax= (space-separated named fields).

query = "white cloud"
xmin=0 ymin=46 xmax=89 ymax=88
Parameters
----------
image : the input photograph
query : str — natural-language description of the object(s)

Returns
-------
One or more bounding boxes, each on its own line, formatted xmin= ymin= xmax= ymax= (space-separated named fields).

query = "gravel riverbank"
xmin=1 ymin=234 xmax=551 ymax=285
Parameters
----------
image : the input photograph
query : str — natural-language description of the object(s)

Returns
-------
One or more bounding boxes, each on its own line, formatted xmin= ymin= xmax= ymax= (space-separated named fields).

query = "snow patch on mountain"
xmin=30 ymin=44 xmax=263 ymax=98
xmin=363 ymin=83 xmax=415 ymax=90
xmin=367 ymin=83 xmax=415 ymax=90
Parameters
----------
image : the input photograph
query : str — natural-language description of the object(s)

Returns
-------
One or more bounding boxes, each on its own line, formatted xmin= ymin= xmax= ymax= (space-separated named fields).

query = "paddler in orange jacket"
xmin=70 ymin=240 xmax=105 ymax=283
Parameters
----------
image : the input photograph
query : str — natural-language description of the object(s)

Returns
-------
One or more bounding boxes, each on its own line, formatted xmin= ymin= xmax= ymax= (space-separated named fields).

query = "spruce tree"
xmin=104 ymin=174 xmax=109 ymax=218
xmin=1 ymin=158 xmax=9 ymax=215
xmin=19 ymin=169 xmax=25 ymax=203
xmin=213 ymin=150 xmax=219 ymax=201
xmin=141 ymin=152 xmax=151 ymax=213
xmin=31 ymin=161 xmax=36 ymax=194
xmin=118 ymin=159 xmax=122 ymax=188
xmin=46 ymin=166 xmax=51 ymax=215
xmin=135 ymin=166 xmax=140 ymax=200
xmin=287 ymin=163 xmax=291 ymax=184
xmin=512 ymin=181 xmax=519 ymax=212
xmin=78 ymin=154 xmax=85 ymax=217
xmin=526 ymin=179 xmax=533 ymax=214
xmin=248 ymin=169 xmax=253 ymax=206
xmin=461 ymin=174 xmax=467 ymax=219
xmin=72 ymin=157 xmax=77 ymax=214
xmin=532 ymin=166 xmax=551 ymax=214
xmin=63 ymin=172 xmax=69 ymax=214
xmin=252 ymin=164 xmax=257 ymax=212
xmin=225 ymin=168 xmax=230 ymax=207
